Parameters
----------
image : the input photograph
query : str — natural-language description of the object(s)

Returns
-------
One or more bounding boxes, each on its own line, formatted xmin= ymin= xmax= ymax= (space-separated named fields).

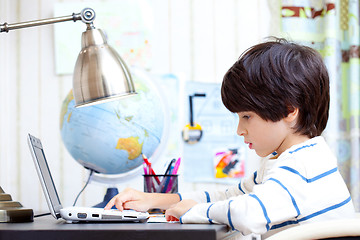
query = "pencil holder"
xmin=143 ymin=174 xmax=178 ymax=193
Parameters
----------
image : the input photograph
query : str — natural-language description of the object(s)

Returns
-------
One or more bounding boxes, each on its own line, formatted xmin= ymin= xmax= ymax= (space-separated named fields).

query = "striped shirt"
xmin=178 ymin=136 xmax=355 ymax=237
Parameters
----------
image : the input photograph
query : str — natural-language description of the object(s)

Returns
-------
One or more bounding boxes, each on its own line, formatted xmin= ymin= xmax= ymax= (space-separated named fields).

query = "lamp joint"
xmin=0 ymin=22 xmax=9 ymax=33
xmin=80 ymin=8 xmax=96 ymax=24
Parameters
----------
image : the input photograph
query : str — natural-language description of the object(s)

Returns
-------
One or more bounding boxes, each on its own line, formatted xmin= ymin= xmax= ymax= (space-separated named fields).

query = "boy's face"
xmin=236 ymin=111 xmax=301 ymax=157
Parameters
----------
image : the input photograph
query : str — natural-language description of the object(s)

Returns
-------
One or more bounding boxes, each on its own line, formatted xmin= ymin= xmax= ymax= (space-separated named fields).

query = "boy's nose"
xmin=237 ymin=126 xmax=246 ymax=136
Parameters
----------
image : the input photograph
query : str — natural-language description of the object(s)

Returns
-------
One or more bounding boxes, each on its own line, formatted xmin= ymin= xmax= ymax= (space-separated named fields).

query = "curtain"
xmin=281 ymin=0 xmax=360 ymax=211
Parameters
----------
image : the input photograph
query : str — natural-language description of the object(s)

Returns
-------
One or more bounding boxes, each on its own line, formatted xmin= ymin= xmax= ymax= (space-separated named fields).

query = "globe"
xmin=59 ymin=69 xmax=165 ymax=180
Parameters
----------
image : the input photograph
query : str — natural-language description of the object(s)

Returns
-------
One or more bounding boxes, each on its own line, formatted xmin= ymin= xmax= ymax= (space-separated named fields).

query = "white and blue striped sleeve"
xmin=179 ymin=176 xmax=301 ymax=235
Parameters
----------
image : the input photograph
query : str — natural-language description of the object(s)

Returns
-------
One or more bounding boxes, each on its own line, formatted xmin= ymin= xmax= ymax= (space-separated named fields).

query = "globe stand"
xmin=93 ymin=187 xmax=119 ymax=209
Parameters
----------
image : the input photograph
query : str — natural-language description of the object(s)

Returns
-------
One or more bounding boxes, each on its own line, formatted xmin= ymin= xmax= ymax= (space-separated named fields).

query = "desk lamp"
xmin=0 ymin=8 xmax=137 ymax=222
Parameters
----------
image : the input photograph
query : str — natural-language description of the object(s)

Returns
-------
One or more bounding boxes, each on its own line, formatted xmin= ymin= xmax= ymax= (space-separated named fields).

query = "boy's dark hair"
xmin=221 ymin=38 xmax=329 ymax=138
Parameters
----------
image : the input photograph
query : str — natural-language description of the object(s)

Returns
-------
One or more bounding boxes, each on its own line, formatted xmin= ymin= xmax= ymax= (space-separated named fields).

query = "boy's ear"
xmin=285 ymin=108 xmax=299 ymax=123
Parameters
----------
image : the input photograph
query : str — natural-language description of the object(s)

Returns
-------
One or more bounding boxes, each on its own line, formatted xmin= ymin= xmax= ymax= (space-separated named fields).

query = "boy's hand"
xmin=104 ymin=188 xmax=151 ymax=212
xmin=165 ymin=199 xmax=198 ymax=221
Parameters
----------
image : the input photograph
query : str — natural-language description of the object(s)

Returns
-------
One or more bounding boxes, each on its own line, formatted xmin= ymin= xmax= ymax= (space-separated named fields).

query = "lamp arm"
xmin=0 ymin=8 xmax=95 ymax=33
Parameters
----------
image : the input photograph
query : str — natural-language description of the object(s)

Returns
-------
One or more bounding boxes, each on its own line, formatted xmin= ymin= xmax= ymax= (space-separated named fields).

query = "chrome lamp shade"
xmin=73 ymin=28 xmax=137 ymax=107
xmin=0 ymin=7 xmax=137 ymax=108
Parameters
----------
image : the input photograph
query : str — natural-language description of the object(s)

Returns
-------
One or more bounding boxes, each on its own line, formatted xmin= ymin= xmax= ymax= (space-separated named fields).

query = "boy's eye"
xmin=242 ymin=115 xmax=250 ymax=119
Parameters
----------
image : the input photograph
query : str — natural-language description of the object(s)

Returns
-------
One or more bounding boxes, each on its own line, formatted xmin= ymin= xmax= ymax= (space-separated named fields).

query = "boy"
xmin=105 ymin=38 xmax=355 ymax=238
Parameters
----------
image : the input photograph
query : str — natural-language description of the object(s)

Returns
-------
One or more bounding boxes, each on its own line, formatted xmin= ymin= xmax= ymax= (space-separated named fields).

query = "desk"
xmin=0 ymin=215 xmax=237 ymax=240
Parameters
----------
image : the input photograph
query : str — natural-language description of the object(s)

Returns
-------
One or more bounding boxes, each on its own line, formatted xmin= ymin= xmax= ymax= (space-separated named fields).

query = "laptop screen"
xmin=28 ymin=134 xmax=62 ymax=219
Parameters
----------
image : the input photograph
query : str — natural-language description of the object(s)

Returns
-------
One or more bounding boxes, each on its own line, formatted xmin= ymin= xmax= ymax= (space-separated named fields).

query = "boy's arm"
xmin=179 ymin=181 xmax=299 ymax=236
xmin=179 ymin=163 xmax=301 ymax=235
xmin=151 ymin=192 xmax=182 ymax=209
xmin=105 ymin=188 xmax=181 ymax=211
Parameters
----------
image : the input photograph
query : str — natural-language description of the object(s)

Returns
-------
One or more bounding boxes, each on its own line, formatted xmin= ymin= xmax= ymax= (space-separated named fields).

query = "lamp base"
xmin=93 ymin=187 xmax=118 ymax=209
xmin=0 ymin=186 xmax=33 ymax=223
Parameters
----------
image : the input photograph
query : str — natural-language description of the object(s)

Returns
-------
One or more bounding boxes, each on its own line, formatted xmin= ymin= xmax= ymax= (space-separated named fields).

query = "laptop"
xmin=27 ymin=133 xmax=149 ymax=223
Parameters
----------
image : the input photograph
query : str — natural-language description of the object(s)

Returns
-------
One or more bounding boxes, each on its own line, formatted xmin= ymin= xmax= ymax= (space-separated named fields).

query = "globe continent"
xmin=60 ymin=70 xmax=164 ymax=175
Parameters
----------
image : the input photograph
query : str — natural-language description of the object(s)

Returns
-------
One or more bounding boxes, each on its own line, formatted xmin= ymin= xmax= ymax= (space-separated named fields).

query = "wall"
xmin=0 ymin=0 xmax=280 ymax=212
